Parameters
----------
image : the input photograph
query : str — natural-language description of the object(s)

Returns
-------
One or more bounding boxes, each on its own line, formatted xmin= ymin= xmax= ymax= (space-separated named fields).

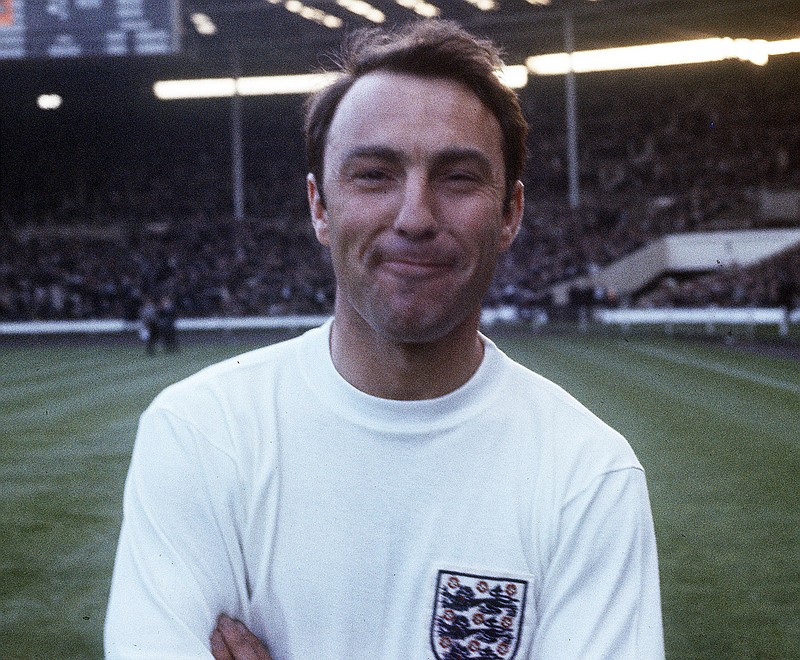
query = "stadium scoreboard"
xmin=0 ymin=0 xmax=179 ymax=60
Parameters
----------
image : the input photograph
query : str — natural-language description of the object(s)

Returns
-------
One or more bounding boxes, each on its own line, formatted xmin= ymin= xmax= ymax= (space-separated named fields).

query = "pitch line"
xmin=625 ymin=343 xmax=800 ymax=396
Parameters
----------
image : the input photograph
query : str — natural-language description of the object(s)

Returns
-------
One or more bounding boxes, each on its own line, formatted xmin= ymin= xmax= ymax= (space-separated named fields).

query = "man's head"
xmin=304 ymin=20 xmax=528 ymax=212
xmin=304 ymin=21 xmax=527 ymax=348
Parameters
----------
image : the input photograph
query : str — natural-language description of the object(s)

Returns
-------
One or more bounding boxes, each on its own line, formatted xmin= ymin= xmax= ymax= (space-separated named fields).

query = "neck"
xmin=329 ymin=310 xmax=485 ymax=401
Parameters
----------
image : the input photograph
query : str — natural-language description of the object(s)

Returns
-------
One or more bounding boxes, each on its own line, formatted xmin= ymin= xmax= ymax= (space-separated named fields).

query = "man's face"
xmin=308 ymin=71 xmax=523 ymax=345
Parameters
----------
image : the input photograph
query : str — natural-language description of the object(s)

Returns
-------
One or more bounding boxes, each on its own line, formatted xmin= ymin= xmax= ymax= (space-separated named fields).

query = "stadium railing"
xmin=595 ymin=307 xmax=800 ymax=336
xmin=1 ymin=308 xmax=797 ymax=337
xmin=0 ymin=316 xmax=331 ymax=336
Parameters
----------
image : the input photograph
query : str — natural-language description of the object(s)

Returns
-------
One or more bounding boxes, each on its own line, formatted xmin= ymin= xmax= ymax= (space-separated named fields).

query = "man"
xmin=106 ymin=21 xmax=664 ymax=659
xmin=138 ymin=296 xmax=159 ymax=355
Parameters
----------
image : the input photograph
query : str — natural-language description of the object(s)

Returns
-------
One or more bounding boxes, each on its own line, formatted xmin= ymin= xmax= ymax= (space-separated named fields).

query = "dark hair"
xmin=304 ymin=20 xmax=528 ymax=211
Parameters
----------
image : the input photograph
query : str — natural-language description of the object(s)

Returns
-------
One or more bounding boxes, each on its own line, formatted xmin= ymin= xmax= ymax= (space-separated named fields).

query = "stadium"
xmin=1 ymin=0 xmax=798 ymax=657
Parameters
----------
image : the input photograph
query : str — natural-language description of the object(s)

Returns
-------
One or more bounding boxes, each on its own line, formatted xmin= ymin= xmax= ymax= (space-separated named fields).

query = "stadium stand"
xmin=1 ymin=58 xmax=798 ymax=323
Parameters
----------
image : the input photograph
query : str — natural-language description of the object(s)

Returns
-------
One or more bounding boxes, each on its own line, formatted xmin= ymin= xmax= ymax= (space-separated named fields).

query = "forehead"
xmin=324 ymin=71 xmax=504 ymax=169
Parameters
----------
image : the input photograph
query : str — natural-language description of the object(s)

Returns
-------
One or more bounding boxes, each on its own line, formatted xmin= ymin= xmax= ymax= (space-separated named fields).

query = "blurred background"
xmin=1 ymin=1 xmax=799 ymax=658
xmin=2 ymin=0 xmax=799 ymax=329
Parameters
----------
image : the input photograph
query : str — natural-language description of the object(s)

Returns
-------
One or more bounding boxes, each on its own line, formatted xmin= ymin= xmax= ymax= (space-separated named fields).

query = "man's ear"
xmin=307 ymin=173 xmax=330 ymax=246
xmin=500 ymin=180 xmax=524 ymax=252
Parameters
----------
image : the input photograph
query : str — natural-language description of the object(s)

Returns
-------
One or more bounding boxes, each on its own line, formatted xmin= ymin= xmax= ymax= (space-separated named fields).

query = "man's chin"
xmin=368 ymin=310 xmax=468 ymax=347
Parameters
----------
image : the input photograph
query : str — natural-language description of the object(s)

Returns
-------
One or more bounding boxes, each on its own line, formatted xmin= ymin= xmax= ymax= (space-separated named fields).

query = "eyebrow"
xmin=432 ymin=148 xmax=494 ymax=177
xmin=340 ymin=145 xmax=406 ymax=169
xmin=340 ymin=145 xmax=495 ymax=175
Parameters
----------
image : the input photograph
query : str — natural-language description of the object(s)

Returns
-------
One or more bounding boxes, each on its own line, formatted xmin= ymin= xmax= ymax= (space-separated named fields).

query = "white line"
xmin=626 ymin=344 xmax=800 ymax=396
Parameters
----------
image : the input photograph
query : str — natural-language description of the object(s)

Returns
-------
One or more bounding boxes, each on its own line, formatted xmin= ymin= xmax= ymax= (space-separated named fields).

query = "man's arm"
xmin=105 ymin=405 xmax=249 ymax=658
xmin=532 ymin=467 xmax=664 ymax=659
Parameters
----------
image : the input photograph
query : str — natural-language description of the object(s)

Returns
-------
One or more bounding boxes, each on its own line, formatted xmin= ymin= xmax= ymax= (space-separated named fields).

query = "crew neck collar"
xmin=298 ymin=318 xmax=506 ymax=434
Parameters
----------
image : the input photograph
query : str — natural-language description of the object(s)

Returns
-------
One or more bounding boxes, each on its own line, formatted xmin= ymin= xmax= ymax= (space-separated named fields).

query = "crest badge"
xmin=430 ymin=569 xmax=528 ymax=659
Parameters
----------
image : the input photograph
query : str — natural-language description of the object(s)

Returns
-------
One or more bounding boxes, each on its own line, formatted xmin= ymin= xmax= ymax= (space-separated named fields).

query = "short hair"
xmin=304 ymin=20 xmax=528 ymax=211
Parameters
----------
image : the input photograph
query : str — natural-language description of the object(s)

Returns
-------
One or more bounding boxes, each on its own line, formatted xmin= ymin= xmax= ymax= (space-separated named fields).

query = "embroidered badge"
xmin=430 ymin=569 xmax=528 ymax=659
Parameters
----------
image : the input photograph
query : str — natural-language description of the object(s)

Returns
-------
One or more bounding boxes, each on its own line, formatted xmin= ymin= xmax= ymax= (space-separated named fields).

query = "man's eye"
xmin=355 ymin=169 xmax=390 ymax=182
xmin=443 ymin=170 xmax=480 ymax=185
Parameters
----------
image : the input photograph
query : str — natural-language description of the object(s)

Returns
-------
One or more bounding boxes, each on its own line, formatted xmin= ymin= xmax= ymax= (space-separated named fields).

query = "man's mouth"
xmin=380 ymin=258 xmax=451 ymax=277
xmin=374 ymin=246 xmax=459 ymax=277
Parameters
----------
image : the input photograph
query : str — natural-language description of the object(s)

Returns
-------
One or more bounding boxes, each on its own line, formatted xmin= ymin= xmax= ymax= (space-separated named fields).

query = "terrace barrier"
xmin=594 ymin=307 xmax=800 ymax=336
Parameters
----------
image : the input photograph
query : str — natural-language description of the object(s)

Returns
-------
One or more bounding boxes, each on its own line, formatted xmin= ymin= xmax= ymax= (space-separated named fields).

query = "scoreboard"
xmin=0 ymin=0 xmax=179 ymax=59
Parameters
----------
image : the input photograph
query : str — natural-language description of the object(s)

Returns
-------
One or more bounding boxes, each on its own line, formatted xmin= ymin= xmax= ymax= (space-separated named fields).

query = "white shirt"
xmin=106 ymin=320 xmax=664 ymax=659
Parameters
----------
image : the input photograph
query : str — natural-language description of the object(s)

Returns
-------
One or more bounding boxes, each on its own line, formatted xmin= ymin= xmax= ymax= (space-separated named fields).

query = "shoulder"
xmin=148 ymin=324 xmax=327 ymax=427
xmin=488 ymin=342 xmax=643 ymax=492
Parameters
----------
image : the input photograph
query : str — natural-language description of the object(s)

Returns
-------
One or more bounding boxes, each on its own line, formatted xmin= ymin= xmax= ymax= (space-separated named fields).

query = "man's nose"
xmin=393 ymin=176 xmax=437 ymax=239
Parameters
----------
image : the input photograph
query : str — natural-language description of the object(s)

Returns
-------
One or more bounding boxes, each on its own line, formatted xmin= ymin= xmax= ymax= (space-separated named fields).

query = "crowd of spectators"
xmin=637 ymin=245 xmax=800 ymax=310
xmin=0 ymin=219 xmax=333 ymax=321
xmin=1 ymin=58 xmax=799 ymax=322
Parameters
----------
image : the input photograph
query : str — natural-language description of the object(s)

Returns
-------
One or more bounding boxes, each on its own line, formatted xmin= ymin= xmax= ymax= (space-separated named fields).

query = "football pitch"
xmin=1 ymin=329 xmax=797 ymax=659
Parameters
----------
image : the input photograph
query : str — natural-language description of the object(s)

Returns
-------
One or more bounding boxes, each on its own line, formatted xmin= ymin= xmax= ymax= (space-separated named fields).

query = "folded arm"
xmin=105 ymin=406 xmax=250 ymax=658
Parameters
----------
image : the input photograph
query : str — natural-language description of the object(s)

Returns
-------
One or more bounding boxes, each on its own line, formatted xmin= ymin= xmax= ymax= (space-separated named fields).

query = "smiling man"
xmin=106 ymin=21 xmax=664 ymax=660
xmin=310 ymin=69 xmax=522 ymax=399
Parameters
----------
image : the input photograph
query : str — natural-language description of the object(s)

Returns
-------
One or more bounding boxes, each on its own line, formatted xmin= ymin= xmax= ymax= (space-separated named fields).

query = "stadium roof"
xmin=1 ymin=0 xmax=798 ymax=109
xmin=180 ymin=0 xmax=800 ymax=74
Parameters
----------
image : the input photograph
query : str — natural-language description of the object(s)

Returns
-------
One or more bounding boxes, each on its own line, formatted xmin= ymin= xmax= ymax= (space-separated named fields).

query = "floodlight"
xmin=237 ymin=73 xmax=341 ymax=95
xmin=153 ymin=78 xmax=236 ymax=100
xmin=269 ymin=0 xmax=342 ymax=28
xmin=392 ymin=0 xmax=441 ymax=17
xmin=190 ymin=13 xmax=217 ymax=36
xmin=526 ymin=37 xmax=799 ymax=75
xmin=766 ymin=38 xmax=800 ymax=56
xmin=335 ymin=0 xmax=385 ymax=22
xmin=497 ymin=65 xmax=528 ymax=89
xmin=37 ymin=94 xmax=63 ymax=110
xmin=464 ymin=0 xmax=496 ymax=10
xmin=153 ymin=73 xmax=341 ymax=100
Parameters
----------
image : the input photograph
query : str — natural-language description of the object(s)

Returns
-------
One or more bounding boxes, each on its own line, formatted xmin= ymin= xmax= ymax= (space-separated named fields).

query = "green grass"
xmin=1 ymin=331 xmax=798 ymax=659
xmin=0 ymin=340 xmax=267 ymax=659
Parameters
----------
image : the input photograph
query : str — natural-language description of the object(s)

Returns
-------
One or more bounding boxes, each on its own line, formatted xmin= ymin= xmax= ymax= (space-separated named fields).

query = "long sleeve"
xmin=105 ymin=405 xmax=249 ymax=659
xmin=531 ymin=467 xmax=664 ymax=659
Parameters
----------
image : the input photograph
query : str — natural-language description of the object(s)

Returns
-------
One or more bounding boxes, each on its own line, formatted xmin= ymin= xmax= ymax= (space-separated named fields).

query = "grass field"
xmin=1 ymin=329 xmax=798 ymax=659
